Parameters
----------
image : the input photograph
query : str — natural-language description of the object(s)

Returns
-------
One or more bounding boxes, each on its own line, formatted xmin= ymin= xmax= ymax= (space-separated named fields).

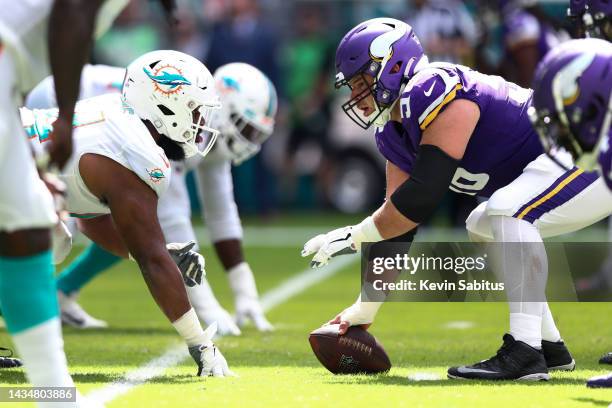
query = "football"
xmin=308 ymin=324 xmax=391 ymax=374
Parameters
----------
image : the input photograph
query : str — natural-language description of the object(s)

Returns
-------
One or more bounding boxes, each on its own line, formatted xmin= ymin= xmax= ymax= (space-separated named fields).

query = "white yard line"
xmin=87 ymin=256 xmax=358 ymax=405
xmin=442 ymin=321 xmax=475 ymax=330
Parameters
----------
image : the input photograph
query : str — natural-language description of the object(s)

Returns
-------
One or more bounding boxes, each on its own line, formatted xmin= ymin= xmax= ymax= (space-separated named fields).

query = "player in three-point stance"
xmin=302 ymin=17 xmax=612 ymax=381
xmin=26 ymin=62 xmax=277 ymax=335
xmin=23 ymin=50 xmax=234 ymax=378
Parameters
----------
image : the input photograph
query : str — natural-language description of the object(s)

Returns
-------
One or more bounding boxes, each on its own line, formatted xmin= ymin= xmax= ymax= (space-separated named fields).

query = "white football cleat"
xmin=235 ymin=296 xmax=274 ymax=332
xmin=195 ymin=306 xmax=241 ymax=337
xmin=58 ymin=291 xmax=108 ymax=329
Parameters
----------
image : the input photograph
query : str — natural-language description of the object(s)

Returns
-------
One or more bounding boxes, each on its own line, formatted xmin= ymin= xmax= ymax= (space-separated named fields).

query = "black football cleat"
xmin=587 ymin=372 xmax=612 ymax=388
xmin=448 ymin=334 xmax=550 ymax=381
xmin=541 ymin=340 xmax=575 ymax=371
xmin=599 ymin=352 xmax=612 ymax=365
xmin=0 ymin=347 xmax=21 ymax=368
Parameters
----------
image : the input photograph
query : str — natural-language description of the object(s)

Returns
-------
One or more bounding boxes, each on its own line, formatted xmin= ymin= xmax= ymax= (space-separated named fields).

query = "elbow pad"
xmin=390 ymin=144 xmax=459 ymax=223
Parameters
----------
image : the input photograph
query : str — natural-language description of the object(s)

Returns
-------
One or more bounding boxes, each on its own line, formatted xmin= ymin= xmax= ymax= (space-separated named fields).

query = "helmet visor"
xmin=224 ymin=112 xmax=272 ymax=164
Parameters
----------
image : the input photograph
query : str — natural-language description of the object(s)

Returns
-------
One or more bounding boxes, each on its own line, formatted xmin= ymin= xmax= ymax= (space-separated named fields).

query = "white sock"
xmin=185 ymin=277 xmax=223 ymax=313
xmin=510 ymin=312 xmax=543 ymax=349
xmin=228 ymin=262 xmax=259 ymax=301
xmin=12 ymin=318 xmax=75 ymax=389
xmin=541 ymin=303 xmax=562 ymax=342
xmin=490 ymin=216 xmax=548 ymax=348
xmin=172 ymin=308 xmax=210 ymax=347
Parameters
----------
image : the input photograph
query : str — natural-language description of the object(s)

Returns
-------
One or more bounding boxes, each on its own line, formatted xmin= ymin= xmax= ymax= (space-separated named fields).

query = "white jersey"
xmin=0 ymin=0 xmax=128 ymax=94
xmin=26 ymin=65 xmax=244 ymax=242
xmin=26 ymin=64 xmax=125 ymax=109
xmin=21 ymin=93 xmax=171 ymax=218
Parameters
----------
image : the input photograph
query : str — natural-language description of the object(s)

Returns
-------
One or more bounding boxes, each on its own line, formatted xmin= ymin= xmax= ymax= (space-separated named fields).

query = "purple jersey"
xmin=375 ymin=62 xmax=543 ymax=198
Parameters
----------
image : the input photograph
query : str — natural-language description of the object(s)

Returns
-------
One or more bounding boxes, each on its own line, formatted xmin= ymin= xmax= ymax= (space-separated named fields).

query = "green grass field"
xmin=1 ymin=219 xmax=612 ymax=407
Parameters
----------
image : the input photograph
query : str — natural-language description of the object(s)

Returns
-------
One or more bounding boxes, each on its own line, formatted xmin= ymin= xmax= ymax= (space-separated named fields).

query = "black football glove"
xmin=166 ymin=241 xmax=205 ymax=287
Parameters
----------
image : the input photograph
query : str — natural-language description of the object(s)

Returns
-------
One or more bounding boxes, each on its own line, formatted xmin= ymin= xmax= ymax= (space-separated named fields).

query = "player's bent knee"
xmin=484 ymin=189 xmax=520 ymax=218
xmin=465 ymin=202 xmax=494 ymax=242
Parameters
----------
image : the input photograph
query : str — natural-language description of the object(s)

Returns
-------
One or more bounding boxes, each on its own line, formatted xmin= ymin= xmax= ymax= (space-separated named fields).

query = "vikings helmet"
xmin=529 ymin=38 xmax=612 ymax=169
xmin=334 ymin=18 xmax=428 ymax=129
xmin=122 ymin=50 xmax=221 ymax=158
xmin=212 ymin=63 xmax=278 ymax=165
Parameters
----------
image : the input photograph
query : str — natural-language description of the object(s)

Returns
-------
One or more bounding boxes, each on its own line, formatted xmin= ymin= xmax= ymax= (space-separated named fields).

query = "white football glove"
xmin=301 ymin=226 xmax=357 ymax=268
xmin=167 ymin=241 xmax=205 ymax=287
xmin=188 ymin=322 xmax=236 ymax=377
xmin=52 ymin=221 xmax=72 ymax=265
xmin=301 ymin=217 xmax=383 ymax=268
xmin=334 ymin=296 xmax=382 ymax=327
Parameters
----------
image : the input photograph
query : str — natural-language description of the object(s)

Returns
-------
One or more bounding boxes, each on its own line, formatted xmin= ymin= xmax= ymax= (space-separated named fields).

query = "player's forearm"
xmin=372 ymin=201 xmax=418 ymax=240
xmin=48 ymin=0 xmax=102 ymax=120
xmin=213 ymin=239 xmax=245 ymax=271
xmin=136 ymin=251 xmax=192 ymax=322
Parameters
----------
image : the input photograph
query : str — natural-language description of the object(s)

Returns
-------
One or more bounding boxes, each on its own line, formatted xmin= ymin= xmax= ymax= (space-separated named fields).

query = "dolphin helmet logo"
xmin=143 ymin=65 xmax=191 ymax=95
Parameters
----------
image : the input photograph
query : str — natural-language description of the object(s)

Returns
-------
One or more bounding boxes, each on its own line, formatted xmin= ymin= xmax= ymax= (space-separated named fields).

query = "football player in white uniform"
xmin=27 ymin=62 xmax=277 ymax=335
xmin=24 ymin=49 xmax=234 ymax=378
xmin=0 ymin=0 xmax=130 ymax=402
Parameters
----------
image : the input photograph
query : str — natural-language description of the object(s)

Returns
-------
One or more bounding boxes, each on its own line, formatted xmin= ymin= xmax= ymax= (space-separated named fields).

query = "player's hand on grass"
xmin=235 ymin=296 xmax=274 ymax=332
xmin=301 ymin=226 xmax=357 ymax=268
xmin=47 ymin=116 xmax=74 ymax=171
xmin=188 ymin=322 xmax=236 ymax=377
xmin=167 ymin=241 xmax=205 ymax=287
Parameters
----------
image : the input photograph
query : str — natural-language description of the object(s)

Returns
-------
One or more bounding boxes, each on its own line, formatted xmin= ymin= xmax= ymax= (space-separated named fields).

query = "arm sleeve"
xmin=194 ymin=158 xmax=243 ymax=242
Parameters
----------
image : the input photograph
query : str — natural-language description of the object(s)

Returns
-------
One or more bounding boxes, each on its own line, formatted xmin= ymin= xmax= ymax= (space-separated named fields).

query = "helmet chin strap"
xmin=373 ymin=81 xmax=409 ymax=127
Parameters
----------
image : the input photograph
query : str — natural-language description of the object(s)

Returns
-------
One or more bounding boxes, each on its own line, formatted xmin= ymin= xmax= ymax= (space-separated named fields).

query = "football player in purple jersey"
xmin=301 ymin=17 xmax=612 ymax=381
xmin=531 ymin=39 xmax=612 ymax=388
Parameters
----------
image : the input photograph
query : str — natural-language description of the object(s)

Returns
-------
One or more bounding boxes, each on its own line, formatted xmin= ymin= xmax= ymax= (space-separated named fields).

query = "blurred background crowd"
xmin=92 ymin=0 xmax=577 ymax=226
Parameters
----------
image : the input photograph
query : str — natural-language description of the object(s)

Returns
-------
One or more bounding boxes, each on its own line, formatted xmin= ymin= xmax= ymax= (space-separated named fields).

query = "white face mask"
xmin=182 ymin=103 xmax=221 ymax=158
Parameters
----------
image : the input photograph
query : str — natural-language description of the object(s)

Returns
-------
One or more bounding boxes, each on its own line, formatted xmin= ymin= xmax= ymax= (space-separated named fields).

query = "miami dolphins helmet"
xmin=530 ymin=38 xmax=612 ymax=169
xmin=212 ymin=63 xmax=277 ymax=165
xmin=122 ymin=50 xmax=221 ymax=158
xmin=334 ymin=18 xmax=428 ymax=129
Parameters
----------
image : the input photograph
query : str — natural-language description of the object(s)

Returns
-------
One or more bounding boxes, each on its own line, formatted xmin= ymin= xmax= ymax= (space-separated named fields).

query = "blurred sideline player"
xmin=302 ymin=18 xmax=612 ymax=381
xmin=25 ymin=49 xmax=234 ymax=377
xmin=26 ymin=62 xmax=277 ymax=335
xmin=501 ymin=0 xmax=569 ymax=87
xmin=568 ymin=0 xmax=611 ymax=40
xmin=0 ymin=0 xmax=129 ymax=401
